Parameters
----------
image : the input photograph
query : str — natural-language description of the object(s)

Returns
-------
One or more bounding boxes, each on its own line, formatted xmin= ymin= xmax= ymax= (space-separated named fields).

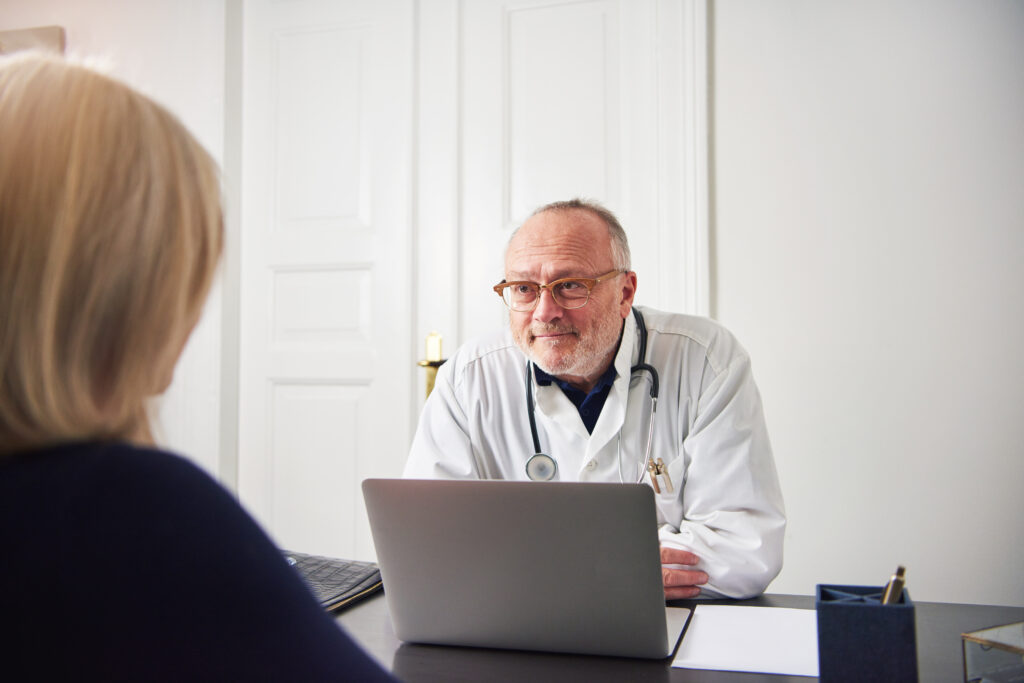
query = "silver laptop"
xmin=362 ymin=478 xmax=691 ymax=659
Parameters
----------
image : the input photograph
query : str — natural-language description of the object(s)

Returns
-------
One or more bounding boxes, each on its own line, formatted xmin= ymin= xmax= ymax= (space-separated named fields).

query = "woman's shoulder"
xmin=21 ymin=440 xmax=223 ymax=489
xmin=0 ymin=439 xmax=254 ymax=554
xmin=87 ymin=441 xmax=221 ymax=488
xmin=0 ymin=439 xmax=397 ymax=681
xmin=4 ymin=439 xmax=207 ymax=473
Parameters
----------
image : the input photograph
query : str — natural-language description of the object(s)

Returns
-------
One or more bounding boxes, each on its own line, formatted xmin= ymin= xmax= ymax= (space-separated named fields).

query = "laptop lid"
xmin=362 ymin=479 xmax=690 ymax=659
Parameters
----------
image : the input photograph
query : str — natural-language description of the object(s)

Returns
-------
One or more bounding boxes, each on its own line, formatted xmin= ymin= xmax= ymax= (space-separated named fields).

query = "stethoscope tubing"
xmin=525 ymin=308 xmax=659 ymax=481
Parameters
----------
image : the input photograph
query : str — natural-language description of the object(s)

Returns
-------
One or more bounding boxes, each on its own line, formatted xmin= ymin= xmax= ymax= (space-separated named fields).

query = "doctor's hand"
xmin=660 ymin=546 xmax=708 ymax=600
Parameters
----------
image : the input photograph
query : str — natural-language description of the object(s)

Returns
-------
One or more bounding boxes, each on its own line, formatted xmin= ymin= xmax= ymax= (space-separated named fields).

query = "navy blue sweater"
xmin=0 ymin=441 xmax=396 ymax=682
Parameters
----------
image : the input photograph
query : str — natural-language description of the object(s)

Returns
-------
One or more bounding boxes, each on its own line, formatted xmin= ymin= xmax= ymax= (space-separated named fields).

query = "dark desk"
xmin=336 ymin=592 xmax=1024 ymax=682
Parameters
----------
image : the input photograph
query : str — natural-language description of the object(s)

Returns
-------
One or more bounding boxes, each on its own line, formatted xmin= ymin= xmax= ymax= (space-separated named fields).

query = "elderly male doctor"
xmin=404 ymin=199 xmax=785 ymax=599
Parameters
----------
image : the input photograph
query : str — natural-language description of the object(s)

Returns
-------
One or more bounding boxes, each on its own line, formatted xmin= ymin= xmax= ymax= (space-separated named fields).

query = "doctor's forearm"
xmin=658 ymin=519 xmax=784 ymax=599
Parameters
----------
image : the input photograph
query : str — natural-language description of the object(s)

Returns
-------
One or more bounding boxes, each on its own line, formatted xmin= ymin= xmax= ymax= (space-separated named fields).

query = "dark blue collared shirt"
xmin=534 ymin=362 xmax=618 ymax=434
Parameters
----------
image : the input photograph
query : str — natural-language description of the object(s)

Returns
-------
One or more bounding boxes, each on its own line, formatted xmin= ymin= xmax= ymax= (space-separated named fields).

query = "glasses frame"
xmin=492 ymin=269 xmax=625 ymax=312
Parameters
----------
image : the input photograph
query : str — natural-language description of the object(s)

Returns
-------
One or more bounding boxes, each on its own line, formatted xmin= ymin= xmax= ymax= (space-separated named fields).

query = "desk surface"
xmin=335 ymin=592 xmax=1024 ymax=682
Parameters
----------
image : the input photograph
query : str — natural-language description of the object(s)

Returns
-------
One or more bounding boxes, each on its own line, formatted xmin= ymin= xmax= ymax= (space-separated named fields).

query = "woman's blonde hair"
xmin=0 ymin=53 xmax=224 ymax=454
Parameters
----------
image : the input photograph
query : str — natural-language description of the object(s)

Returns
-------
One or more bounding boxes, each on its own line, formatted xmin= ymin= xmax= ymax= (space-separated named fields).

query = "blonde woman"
xmin=0 ymin=53 xmax=395 ymax=681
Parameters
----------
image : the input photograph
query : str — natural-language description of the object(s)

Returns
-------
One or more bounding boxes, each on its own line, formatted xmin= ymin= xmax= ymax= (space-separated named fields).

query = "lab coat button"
xmin=585 ymin=460 xmax=597 ymax=471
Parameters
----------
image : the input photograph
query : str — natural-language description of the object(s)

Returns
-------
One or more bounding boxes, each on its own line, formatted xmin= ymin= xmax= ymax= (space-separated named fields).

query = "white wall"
xmin=0 ymin=1 xmax=229 ymax=479
xmin=713 ymin=0 xmax=1024 ymax=606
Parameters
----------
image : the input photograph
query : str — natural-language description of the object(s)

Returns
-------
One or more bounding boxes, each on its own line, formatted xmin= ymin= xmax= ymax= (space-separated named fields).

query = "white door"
xmin=238 ymin=0 xmax=414 ymax=560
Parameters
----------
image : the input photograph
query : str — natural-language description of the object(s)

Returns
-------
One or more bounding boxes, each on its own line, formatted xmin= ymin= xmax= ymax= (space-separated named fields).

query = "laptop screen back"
xmin=362 ymin=479 xmax=689 ymax=659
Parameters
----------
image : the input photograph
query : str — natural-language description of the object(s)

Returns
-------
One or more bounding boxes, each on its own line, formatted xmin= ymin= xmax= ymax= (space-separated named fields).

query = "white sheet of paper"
xmin=672 ymin=605 xmax=819 ymax=677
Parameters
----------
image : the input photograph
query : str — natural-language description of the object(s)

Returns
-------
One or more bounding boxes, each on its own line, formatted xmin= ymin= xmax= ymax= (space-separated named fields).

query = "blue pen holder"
xmin=816 ymin=584 xmax=918 ymax=682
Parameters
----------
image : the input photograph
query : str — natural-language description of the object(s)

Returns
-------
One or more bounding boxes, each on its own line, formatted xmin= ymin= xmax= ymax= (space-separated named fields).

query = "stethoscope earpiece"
xmin=525 ymin=453 xmax=557 ymax=481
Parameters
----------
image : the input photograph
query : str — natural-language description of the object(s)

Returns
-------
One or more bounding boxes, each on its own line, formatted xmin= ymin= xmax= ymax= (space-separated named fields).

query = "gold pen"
xmin=646 ymin=458 xmax=673 ymax=494
xmin=880 ymin=565 xmax=906 ymax=604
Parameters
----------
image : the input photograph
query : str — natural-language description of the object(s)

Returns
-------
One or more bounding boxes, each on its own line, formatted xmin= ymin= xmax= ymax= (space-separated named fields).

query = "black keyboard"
xmin=284 ymin=550 xmax=383 ymax=612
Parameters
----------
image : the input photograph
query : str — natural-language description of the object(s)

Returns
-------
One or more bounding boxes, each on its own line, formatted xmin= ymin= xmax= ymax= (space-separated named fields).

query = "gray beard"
xmin=516 ymin=317 xmax=624 ymax=382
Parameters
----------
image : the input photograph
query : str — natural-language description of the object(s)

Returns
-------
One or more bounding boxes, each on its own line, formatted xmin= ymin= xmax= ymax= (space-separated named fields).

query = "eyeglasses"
xmin=492 ymin=269 xmax=624 ymax=312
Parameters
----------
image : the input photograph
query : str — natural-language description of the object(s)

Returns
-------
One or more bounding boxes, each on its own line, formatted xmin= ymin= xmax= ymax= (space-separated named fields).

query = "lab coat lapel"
xmin=584 ymin=311 xmax=638 ymax=461
xmin=535 ymin=381 xmax=589 ymax=441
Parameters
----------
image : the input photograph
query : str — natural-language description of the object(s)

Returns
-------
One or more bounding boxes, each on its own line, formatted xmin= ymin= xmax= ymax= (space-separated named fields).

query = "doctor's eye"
xmin=512 ymin=283 xmax=538 ymax=296
xmin=554 ymin=280 xmax=591 ymax=303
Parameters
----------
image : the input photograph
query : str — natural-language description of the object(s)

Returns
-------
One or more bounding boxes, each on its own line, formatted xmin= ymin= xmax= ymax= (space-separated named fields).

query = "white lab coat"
xmin=405 ymin=306 xmax=786 ymax=598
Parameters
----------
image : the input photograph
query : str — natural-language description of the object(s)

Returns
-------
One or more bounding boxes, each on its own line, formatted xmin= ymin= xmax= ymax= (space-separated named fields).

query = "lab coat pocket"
xmin=652 ymin=457 xmax=684 ymax=525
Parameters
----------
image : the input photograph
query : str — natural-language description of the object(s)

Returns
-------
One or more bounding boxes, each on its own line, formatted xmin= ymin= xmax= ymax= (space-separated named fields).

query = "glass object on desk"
xmin=962 ymin=621 xmax=1024 ymax=683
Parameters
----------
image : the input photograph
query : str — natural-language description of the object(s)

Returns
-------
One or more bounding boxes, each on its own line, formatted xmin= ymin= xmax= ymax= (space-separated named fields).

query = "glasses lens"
xmin=504 ymin=283 xmax=539 ymax=310
xmin=551 ymin=280 xmax=590 ymax=309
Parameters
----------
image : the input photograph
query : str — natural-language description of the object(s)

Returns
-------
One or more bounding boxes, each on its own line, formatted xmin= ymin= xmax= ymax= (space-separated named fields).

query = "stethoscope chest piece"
xmin=526 ymin=453 xmax=557 ymax=481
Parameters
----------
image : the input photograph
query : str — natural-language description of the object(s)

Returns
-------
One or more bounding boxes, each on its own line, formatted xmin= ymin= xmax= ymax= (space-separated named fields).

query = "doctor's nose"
xmin=532 ymin=288 xmax=565 ymax=322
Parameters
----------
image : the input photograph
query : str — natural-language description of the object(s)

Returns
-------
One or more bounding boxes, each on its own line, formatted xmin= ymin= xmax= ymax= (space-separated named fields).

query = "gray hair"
xmin=513 ymin=198 xmax=632 ymax=271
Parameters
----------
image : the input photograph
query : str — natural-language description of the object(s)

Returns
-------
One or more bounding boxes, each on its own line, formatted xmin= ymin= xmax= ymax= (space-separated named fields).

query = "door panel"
xmin=239 ymin=0 xmax=413 ymax=560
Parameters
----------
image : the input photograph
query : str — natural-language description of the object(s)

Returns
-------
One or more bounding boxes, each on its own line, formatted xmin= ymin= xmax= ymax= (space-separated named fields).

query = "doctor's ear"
xmin=618 ymin=271 xmax=638 ymax=314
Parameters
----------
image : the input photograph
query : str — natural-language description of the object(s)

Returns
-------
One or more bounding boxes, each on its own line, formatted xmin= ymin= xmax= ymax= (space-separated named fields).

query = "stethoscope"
xmin=524 ymin=308 xmax=674 ymax=493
